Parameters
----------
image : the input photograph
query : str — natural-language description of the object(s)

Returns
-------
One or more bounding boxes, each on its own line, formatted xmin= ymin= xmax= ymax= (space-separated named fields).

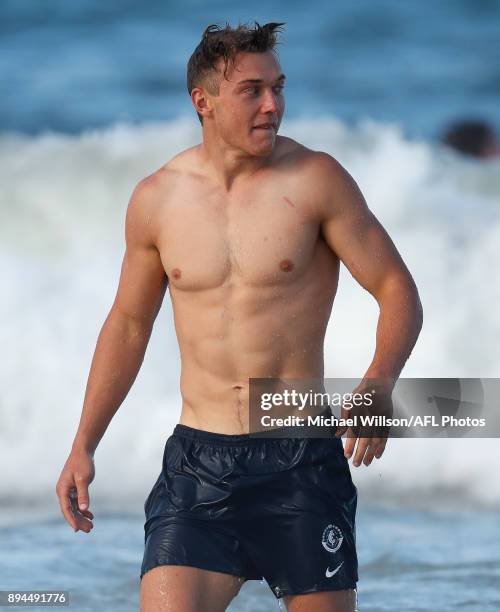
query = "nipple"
xmin=279 ymin=259 xmax=294 ymax=272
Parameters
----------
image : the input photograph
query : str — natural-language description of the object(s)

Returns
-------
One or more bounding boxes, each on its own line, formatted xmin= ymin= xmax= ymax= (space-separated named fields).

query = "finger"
xmin=71 ymin=509 xmax=93 ymax=532
xmin=353 ymin=437 xmax=370 ymax=467
xmin=343 ymin=428 xmax=357 ymax=459
xmin=73 ymin=502 xmax=94 ymax=521
xmin=57 ymin=483 xmax=78 ymax=530
xmin=362 ymin=440 xmax=379 ymax=466
xmin=70 ymin=496 xmax=94 ymax=532
xmin=71 ymin=492 xmax=94 ymax=518
xmin=73 ymin=512 xmax=94 ymax=532
xmin=75 ymin=475 xmax=90 ymax=512
xmin=365 ymin=437 xmax=385 ymax=462
xmin=374 ymin=437 xmax=388 ymax=459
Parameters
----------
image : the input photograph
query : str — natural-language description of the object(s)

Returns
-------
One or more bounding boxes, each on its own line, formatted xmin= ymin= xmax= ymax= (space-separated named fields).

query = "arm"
xmin=56 ymin=177 xmax=168 ymax=531
xmin=314 ymin=154 xmax=423 ymax=462
xmin=317 ymin=153 xmax=423 ymax=384
xmin=72 ymin=179 xmax=168 ymax=454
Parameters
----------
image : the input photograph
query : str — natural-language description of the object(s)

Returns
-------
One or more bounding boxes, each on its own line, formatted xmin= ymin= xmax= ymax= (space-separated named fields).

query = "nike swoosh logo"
xmin=325 ymin=561 xmax=344 ymax=578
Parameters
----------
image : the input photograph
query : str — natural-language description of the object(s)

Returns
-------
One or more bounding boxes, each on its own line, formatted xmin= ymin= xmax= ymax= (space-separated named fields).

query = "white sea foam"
xmin=1 ymin=117 xmax=500 ymax=512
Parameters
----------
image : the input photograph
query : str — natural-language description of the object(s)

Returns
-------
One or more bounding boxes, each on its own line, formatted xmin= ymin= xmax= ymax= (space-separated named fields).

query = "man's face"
xmin=206 ymin=51 xmax=286 ymax=156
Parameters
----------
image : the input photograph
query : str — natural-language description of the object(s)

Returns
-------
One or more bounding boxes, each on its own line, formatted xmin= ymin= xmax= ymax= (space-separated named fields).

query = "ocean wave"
xmin=2 ymin=117 xmax=500 ymax=509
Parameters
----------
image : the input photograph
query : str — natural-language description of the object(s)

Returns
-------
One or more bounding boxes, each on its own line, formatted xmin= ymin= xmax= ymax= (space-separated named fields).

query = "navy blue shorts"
xmin=141 ymin=423 xmax=358 ymax=598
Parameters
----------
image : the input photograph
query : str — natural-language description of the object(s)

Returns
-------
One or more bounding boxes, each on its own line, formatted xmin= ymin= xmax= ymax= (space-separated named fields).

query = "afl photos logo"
xmin=321 ymin=523 xmax=343 ymax=553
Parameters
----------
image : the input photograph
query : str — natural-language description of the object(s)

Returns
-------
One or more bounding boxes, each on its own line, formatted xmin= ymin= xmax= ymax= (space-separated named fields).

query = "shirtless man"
xmin=56 ymin=22 xmax=422 ymax=612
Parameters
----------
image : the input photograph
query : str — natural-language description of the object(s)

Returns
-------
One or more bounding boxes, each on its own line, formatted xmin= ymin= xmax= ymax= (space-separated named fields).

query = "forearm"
xmin=72 ymin=310 xmax=153 ymax=455
xmin=364 ymin=278 xmax=423 ymax=388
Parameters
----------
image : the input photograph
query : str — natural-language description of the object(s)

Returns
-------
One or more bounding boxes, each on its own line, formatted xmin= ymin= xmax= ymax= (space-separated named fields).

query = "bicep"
xmin=319 ymin=159 xmax=411 ymax=299
xmin=112 ymin=182 xmax=168 ymax=327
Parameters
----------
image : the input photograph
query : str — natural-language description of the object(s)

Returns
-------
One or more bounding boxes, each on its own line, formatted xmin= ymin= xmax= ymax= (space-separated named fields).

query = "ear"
xmin=191 ymin=87 xmax=213 ymax=121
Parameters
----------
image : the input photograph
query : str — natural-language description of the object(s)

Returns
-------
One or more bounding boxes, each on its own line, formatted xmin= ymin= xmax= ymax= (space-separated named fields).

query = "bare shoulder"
xmin=303 ymin=149 xmax=366 ymax=219
xmin=163 ymin=144 xmax=202 ymax=175
xmin=126 ymin=145 xmax=201 ymax=245
xmin=287 ymin=142 xmax=353 ymax=183
xmin=136 ymin=144 xmax=201 ymax=191
xmin=274 ymin=135 xmax=314 ymax=165
xmin=275 ymin=138 xmax=364 ymax=216
xmin=275 ymin=137 xmax=347 ymax=181
xmin=126 ymin=170 xmax=165 ymax=247
xmin=135 ymin=145 xmax=200 ymax=195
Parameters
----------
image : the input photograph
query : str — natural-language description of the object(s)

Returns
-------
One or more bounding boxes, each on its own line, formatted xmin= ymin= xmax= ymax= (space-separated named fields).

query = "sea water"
xmin=1 ymin=507 xmax=499 ymax=611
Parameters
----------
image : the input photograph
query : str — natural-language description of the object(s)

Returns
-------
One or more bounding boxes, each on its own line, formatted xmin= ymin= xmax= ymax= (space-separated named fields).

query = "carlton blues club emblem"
xmin=321 ymin=523 xmax=343 ymax=553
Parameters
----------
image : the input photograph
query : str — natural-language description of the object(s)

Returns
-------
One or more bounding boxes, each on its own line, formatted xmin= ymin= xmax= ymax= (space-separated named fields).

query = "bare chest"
xmin=156 ymin=181 xmax=322 ymax=290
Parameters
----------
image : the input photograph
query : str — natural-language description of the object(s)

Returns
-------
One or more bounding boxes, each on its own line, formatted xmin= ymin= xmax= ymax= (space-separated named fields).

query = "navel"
xmin=171 ymin=268 xmax=182 ymax=280
xmin=279 ymin=259 xmax=294 ymax=272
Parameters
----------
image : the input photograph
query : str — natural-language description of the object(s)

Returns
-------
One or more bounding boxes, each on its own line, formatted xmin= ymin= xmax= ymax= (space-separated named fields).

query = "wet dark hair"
xmin=187 ymin=21 xmax=285 ymax=124
xmin=441 ymin=119 xmax=496 ymax=158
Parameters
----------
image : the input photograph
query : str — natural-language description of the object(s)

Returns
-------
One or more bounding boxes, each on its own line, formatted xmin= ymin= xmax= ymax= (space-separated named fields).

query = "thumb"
xmin=75 ymin=477 xmax=90 ymax=511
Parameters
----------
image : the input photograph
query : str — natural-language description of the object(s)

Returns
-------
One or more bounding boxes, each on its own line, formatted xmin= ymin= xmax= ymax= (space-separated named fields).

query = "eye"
xmin=273 ymin=85 xmax=285 ymax=94
xmin=243 ymin=87 xmax=259 ymax=95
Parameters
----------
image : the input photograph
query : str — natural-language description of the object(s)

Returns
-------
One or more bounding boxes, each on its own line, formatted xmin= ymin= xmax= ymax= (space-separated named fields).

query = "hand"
xmin=56 ymin=448 xmax=95 ymax=533
xmin=335 ymin=381 xmax=393 ymax=467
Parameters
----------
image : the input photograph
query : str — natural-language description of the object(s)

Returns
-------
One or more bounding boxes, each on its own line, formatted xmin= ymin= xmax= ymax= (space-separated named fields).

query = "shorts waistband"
xmin=172 ymin=408 xmax=335 ymax=446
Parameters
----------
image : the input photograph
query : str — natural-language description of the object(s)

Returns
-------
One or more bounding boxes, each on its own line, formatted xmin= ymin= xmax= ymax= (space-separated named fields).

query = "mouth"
xmin=252 ymin=122 xmax=277 ymax=131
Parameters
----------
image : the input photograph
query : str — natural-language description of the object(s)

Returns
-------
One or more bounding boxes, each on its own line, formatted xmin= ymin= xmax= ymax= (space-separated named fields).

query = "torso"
xmin=151 ymin=136 xmax=339 ymax=432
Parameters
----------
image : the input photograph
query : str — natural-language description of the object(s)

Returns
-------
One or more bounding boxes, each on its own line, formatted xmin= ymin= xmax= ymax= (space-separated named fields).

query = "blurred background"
xmin=1 ymin=1 xmax=500 ymax=610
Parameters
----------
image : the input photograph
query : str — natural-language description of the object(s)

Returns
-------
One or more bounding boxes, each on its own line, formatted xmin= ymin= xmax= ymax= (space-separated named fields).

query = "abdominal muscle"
xmin=171 ymin=255 xmax=338 ymax=434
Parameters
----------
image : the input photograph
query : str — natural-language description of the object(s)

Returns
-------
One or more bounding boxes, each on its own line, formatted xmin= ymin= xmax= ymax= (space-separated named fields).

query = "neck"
xmin=199 ymin=126 xmax=274 ymax=192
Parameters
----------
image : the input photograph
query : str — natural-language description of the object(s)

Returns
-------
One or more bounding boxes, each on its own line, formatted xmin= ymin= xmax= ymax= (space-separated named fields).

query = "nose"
xmin=260 ymin=88 xmax=279 ymax=114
